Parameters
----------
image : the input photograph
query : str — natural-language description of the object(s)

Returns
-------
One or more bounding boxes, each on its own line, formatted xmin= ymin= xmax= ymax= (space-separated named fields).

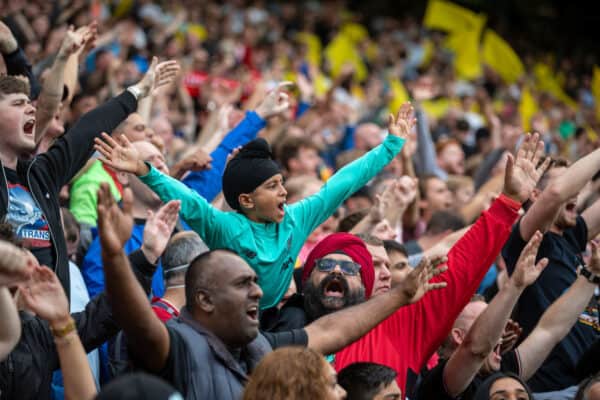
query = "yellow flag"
xmin=388 ymin=78 xmax=409 ymax=115
xmin=341 ymin=22 xmax=369 ymax=43
xmin=297 ymin=32 xmax=322 ymax=67
xmin=519 ymin=86 xmax=538 ymax=131
xmin=592 ymin=66 xmax=600 ymax=118
xmin=482 ymin=29 xmax=524 ymax=84
xmin=424 ymin=0 xmax=481 ymax=33
xmin=444 ymin=12 xmax=486 ymax=80
xmin=533 ymin=63 xmax=577 ymax=109
xmin=324 ymin=34 xmax=368 ymax=82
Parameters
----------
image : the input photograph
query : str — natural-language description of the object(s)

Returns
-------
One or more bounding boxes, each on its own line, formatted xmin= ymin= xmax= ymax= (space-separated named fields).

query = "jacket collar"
xmin=178 ymin=307 xmax=267 ymax=381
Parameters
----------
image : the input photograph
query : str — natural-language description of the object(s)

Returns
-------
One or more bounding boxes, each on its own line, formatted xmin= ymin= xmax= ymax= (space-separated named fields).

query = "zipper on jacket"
xmin=26 ymin=159 xmax=59 ymax=272
xmin=0 ymin=162 xmax=9 ymax=223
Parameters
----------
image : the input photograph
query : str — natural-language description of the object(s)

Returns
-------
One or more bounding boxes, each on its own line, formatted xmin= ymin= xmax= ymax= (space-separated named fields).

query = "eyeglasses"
xmin=315 ymin=258 xmax=361 ymax=276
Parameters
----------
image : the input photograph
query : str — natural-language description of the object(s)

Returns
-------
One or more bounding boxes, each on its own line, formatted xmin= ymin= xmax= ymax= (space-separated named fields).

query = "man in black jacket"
xmin=0 ymin=57 xmax=179 ymax=300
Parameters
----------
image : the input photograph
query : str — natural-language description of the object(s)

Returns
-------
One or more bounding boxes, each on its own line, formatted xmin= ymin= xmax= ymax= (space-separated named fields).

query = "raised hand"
xmin=75 ymin=21 xmax=98 ymax=58
xmin=95 ymin=133 xmax=144 ymax=175
xmin=97 ymin=183 xmax=134 ymax=256
xmin=503 ymin=133 xmax=551 ymax=203
xmin=131 ymin=57 xmax=181 ymax=99
xmin=388 ymin=102 xmax=416 ymax=139
xmin=0 ymin=241 xmax=34 ymax=287
xmin=20 ymin=265 xmax=70 ymax=327
xmin=500 ymin=319 xmax=522 ymax=355
xmin=226 ymin=146 xmax=242 ymax=166
xmin=511 ymin=230 xmax=548 ymax=288
xmin=57 ymin=26 xmax=87 ymax=61
xmin=141 ymin=200 xmax=181 ymax=264
xmin=0 ymin=20 xmax=18 ymax=54
xmin=255 ymin=81 xmax=293 ymax=119
xmin=399 ymin=255 xmax=448 ymax=304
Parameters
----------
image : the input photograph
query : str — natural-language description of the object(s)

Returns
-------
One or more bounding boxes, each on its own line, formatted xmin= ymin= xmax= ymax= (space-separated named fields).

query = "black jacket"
xmin=0 ymin=91 xmax=137 ymax=300
xmin=0 ymin=249 xmax=156 ymax=400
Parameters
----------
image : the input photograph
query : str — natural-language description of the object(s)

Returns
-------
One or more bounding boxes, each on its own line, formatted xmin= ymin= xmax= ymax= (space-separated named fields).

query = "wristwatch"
xmin=578 ymin=265 xmax=600 ymax=285
xmin=126 ymin=85 xmax=143 ymax=100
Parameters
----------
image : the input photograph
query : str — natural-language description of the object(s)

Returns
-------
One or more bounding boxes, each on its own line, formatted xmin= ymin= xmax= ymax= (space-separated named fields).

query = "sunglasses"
xmin=315 ymin=258 xmax=361 ymax=276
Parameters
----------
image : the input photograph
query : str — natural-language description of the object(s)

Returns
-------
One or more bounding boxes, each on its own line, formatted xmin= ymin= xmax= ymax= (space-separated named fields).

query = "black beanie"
xmin=222 ymin=138 xmax=281 ymax=211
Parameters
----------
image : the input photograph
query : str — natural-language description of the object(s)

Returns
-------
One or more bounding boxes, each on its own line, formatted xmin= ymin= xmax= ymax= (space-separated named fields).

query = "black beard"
xmin=303 ymin=274 xmax=366 ymax=321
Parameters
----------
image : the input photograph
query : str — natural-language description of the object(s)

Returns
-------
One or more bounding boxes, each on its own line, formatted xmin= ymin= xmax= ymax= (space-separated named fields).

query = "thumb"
xmin=504 ymin=153 xmax=514 ymax=186
xmin=148 ymin=56 xmax=158 ymax=73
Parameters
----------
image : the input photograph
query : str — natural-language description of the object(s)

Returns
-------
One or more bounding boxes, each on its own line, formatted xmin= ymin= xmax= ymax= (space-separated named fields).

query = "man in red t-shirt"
xmin=333 ymin=134 xmax=549 ymax=396
xmin=151 ymin=231 xmax=208 ymax=322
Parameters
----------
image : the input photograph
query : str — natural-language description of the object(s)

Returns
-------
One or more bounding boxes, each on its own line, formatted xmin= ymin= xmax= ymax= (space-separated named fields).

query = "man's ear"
xmin=238 ymin=193 xmax=254 ymax=210
xmin=530 ymin=188 xmax=541 ymax=202
xmin=451 ymin=328 xmax=465 ymax=346
xmin=196 ymin=290 xmax=215 ymax=313
xmin=116 ymin=171 xmax=129 ymax=186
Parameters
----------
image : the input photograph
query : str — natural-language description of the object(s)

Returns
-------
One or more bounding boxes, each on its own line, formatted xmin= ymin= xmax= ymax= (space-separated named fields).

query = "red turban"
xmin=302 ymin=233 xmax=375 ymax=298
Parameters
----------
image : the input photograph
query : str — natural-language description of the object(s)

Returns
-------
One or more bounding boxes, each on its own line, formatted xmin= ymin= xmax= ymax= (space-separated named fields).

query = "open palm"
xmin=402 ymin=255 xmax=448 ymax=304
xmin=503 ymin=133 xmax=551 ymax=203
xmin=97 ymin=183 xmax=134 ymax=255
xmin=20 ymin=265 xmax=69 ymax=324
xmin=512 ymin=230 xmax=548 ymax=288
xmin=388 ymin=102 xmax=416 ymax=139
xmin=94 ymin=133 xmax=141 ymax=174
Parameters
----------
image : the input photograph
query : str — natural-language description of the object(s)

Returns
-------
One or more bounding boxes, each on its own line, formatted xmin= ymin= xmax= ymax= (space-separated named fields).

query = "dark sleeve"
xmin=156 ymin=327 xmax=190 ymax=396
xmin=261 ymin=328 xmax=308 ymax=349
xmin=2 ymin=48 xmax=41 ymax=99
xmin=575 ymin=338 xmax=600 ymax=380
xmin=128 ymin=249 xmax=158 ymax=295
xmin=72 ymin=293 xmax=119 ymax=353
xmin=501 ymin=220 xmax=527 ymax=275
xmin=415 ymin=360 xmax=456 ymax=400
xmin=571 ymin=216 xmax=589 ymax=252
xmin=501 ymin=349 xmax=522 ymax=375
xmin=37 ymin=90 xmax=137 ymax=190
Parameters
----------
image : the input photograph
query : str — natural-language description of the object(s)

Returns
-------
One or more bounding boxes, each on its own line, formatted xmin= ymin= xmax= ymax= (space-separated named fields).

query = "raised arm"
xmin=443 ymin=232 xmax=548 ymax=397
xmin=520 ymin=146 xmax=600 ymax=241
xmin=0 ymin=20 xmax=41 ymax=98
xmin=407 ymin=133 xmax=550 ymax=367
xmin=39 ymin=57 xmax=180 ymax=189
xmin=290 ymin=103 xmax=412 ymax=235
xmin=306 ymin=256 xmax=447 ymax=355
xmin=20 ymin=265 xmax=97 ymax=400
xmin=94 ymin=133 xmax=232 ymax=247
xmin=98 ymin=184 xmax=170 ymax=372
xmin=516 ymin=240 xmax=600 ymax=380
xmin=35 ymin=25 xmax=92 ymax=144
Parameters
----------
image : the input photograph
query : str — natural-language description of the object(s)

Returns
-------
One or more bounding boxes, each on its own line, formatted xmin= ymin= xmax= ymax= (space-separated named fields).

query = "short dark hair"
xmin=0 ymin=75 xmax=30 ymax=100
xmin=338 ymin=362 xmax=398 ymax=400
xmin=383 ymin=240 xmax=407 ymax=257
xmin=276 ymin=136 xmax=319 ymax=170
xmin=185 ymin=249 xmax=246 ymax=307
xmin=337 ymin=209 xmax=368 ymax=233
xmin=427 ymin=211 xmax=465 ymax=235
xmin=418 ymin=174 xmax=443 ymax=199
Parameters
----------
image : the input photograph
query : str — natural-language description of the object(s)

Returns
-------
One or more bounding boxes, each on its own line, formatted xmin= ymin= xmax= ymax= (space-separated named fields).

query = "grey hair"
xmin=163 ymin=232 xmax=208 ymax=281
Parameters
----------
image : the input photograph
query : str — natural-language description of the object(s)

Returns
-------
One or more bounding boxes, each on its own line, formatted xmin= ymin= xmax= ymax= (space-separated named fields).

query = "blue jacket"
xmin=81 ymin=223 xmax=164 ymax=298
xmin=182 ymin=111 xmax=266 ymax=202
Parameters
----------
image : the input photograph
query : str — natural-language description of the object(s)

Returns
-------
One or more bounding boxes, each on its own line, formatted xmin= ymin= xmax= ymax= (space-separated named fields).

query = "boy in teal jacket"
xmin=94 ymin=101 xmax=415 ymax=309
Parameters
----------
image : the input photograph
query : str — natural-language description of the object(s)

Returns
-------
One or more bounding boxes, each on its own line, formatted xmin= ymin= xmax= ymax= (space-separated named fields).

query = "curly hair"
xmin=243 ymin=347 xmax=332 ymax=400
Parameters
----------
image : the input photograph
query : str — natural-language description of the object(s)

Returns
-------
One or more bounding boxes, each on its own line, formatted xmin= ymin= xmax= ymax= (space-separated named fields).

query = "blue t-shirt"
xmin=501 ymin=216 xmax=599 ymax=391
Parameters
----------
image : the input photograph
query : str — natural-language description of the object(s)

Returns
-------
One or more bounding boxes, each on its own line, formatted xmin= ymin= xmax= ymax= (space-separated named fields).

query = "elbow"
xmin=462 ymin=335 xmax=494 ymax=361
xmin=544 ymin=183 xmax=565 ymax=204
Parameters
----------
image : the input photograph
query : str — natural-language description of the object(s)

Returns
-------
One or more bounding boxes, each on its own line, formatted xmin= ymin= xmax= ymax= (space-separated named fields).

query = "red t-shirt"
xmin=151 ymin=297 xmax=180 ymax=323
xmin=334 ymin=195 xmax=521 ymax=394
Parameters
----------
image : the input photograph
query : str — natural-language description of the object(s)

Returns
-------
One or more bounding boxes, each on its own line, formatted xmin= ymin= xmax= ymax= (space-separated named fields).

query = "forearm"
xmin=444 ymin=281 xmax=523 ymax=396
xmin=306 ymin=288 xmax=409 ymax=355
xmin=349 ymin=213 xmax=380 ymax=235
xmin=0 ymin=287 xmax=21 ymax=359
xmin=415 ymin=108 xmax=446 ymax=179
xmin=137 ymin=96 xmax=153 ymax=124
xmin=102 ymin=248 xmax=167 ymax=363
xmin=54 ymin=331 xmax=97 ymax=400
xmin=553 ymin=147 xmax=600 ymax=200
xmin=63 ymin=53 xmax=79 ymax=105
xmin=35 ymin=56 xmax=68 ymax=142
xmin=518 ymin=276 xmax=596 ymax=380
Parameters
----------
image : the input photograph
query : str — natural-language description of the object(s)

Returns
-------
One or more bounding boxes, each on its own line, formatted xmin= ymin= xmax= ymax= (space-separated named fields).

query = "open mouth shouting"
xmin=23 ymin=118 xmax=36 ymax=136
xmin=323 ymin=278 xmax=345 ymax=298
xmin=246 ymin=304 xmax=259 ymax=322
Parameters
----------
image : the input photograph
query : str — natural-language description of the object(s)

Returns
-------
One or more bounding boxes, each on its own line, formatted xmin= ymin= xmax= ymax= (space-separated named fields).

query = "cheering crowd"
xmin=1 ymin=0 xmax=599 ymax=399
